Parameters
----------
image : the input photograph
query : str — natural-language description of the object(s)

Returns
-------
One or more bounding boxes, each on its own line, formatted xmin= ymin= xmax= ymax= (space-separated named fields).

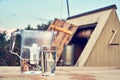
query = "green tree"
xmin=37 ymin=20 xmax=53 ymax=30
xmin=0 ymin=31 xmax=8 ymax=66
xmin=0 ymin=30 xmax=20 ymax=66
xmin=24 ymin=20 xmax=53 ymax=30
xmin=25 ymin=24 xmax=33 ymax=30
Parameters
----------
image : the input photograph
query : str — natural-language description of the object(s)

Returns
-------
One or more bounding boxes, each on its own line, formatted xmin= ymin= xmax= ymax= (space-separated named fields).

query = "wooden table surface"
xmin=0 ymin=66 xmax=120 ymax=80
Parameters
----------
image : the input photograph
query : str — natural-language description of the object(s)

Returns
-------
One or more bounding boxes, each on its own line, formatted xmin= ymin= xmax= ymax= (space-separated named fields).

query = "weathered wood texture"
xmin=0 ymin=66 xmax=120 ymax=80
xmin=85 ymin=9 xmax=120 ymax=66
xmin=47 ymin=18 xmax=78 ymax=61
xmin=67 ymin=7 xmax=120 ymax=66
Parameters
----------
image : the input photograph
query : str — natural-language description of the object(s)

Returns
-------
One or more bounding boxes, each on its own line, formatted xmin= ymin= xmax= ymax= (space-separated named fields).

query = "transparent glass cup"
xmin=41 ymin=46 xmax=57 ymax=76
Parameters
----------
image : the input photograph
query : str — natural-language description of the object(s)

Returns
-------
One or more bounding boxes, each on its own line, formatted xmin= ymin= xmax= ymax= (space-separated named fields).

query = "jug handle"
xmin=9 ymin=31 xmax=22 ymax=59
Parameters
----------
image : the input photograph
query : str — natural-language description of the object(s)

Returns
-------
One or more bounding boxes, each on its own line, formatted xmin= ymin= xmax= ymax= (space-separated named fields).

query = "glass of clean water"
xmin=41 ymin=46 xmax=57 ymax=76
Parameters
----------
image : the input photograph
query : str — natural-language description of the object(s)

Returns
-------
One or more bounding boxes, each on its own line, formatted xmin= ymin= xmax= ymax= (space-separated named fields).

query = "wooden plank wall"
xmin=47 ymin=18 xmax=78 ymax=61
xmin=85 ymin=9 xmax=120 ymax=66
xmin=67 ymin=8 xmax=120 ymax=66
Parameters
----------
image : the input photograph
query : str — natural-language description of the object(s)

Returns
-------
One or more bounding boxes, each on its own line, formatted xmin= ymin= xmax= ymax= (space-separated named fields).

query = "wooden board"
xmin=47 ymin=18 xmax=78 ymax=61
xmin=0 ymin=66 xmax=120 ymax=80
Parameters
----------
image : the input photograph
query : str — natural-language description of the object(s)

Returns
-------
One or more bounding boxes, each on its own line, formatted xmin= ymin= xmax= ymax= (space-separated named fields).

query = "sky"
xmin=0 ymin=0 xmax=120 ymax=31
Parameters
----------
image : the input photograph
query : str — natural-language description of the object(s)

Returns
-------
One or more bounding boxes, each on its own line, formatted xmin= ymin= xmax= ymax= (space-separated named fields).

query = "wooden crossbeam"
xmin=51 ymin=25 xmax=73 ymax=35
